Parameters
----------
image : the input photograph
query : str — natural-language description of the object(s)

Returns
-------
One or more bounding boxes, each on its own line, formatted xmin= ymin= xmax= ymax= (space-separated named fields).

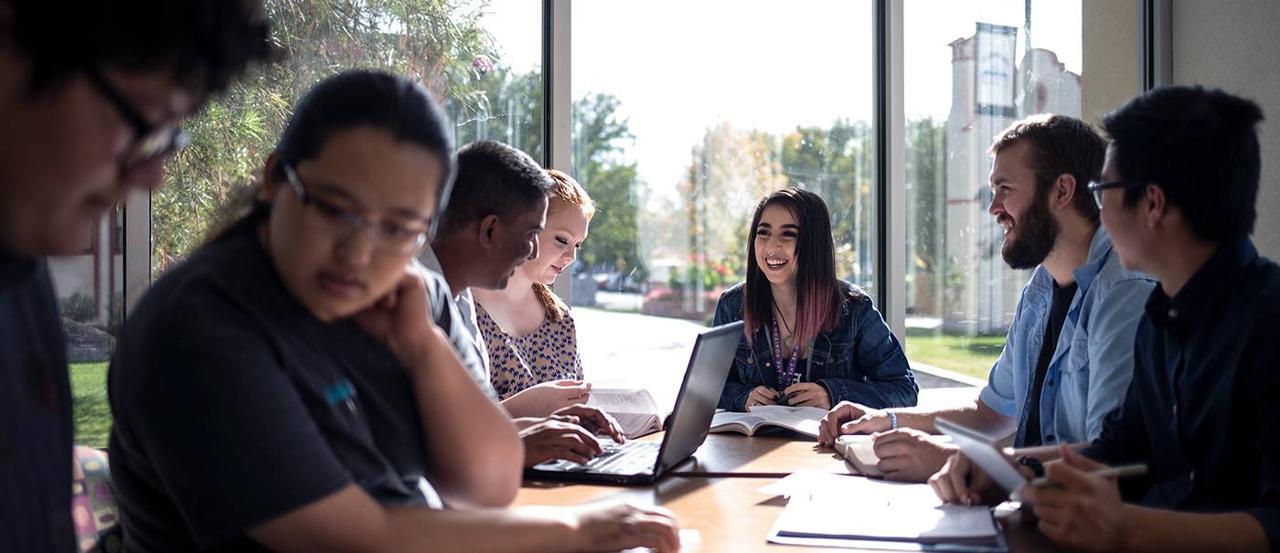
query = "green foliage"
xmin=572 ymin=94 xmax=646 ymax=281
xmin=905 ymin=117 xmax=947 ymax=316
xmin=665 ymin=119 xmax=878 ymax=299
xmin=903 ymin=328 xmax=1003 ymax=380
xmin=154 ymin=0 xmax=503 ymax=273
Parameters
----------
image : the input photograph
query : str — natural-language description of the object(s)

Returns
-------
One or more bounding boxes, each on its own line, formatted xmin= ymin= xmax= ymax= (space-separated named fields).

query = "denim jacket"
xmin=979 ymin=228 xmax=1155 ymax=446
xmin=714 ymin=281 xmax=918 ymax=411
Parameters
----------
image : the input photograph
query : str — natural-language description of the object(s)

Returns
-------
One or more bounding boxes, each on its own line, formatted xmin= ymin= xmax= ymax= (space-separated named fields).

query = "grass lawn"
xmin=70 ymin=362 xmax=111 ymax=448
xmin=903 ymin=328 xmax=1005 ymax=381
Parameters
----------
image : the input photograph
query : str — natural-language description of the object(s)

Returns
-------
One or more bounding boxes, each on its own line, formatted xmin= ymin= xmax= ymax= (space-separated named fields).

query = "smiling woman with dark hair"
xmin=714 ymin=187 xmax=917 ymax=413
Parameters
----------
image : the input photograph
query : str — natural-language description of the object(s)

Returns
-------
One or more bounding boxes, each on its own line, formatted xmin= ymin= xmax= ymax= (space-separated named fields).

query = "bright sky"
xmin=482 ymin=0 xmax=1082 ymax=197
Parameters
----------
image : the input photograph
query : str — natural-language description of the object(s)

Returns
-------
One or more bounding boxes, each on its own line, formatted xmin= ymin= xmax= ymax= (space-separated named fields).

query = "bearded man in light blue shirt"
xmin=816 ymin=114 xmax=1154 ymax=482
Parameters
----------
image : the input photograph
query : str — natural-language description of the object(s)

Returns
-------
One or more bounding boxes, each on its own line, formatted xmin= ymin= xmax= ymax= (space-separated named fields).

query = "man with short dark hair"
xmin=821 ymin=114 xmax=1154 ymax=483
xmin=0 ymin=1 xmax=274 ymax=550
xmin=1019 ymin=86 xmax=1278 ymax=552
xmin=420 ymin=140 xmax=553 ymax=397
xmin=419 ymin=140 xmax=619 ymax=467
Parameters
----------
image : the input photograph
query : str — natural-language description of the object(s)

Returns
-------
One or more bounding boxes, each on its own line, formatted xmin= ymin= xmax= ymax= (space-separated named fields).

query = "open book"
xmin=834 ymin=435 xmax=883 ymax=477
xmin=587 ymin=388 xmax=663 ymax=439
xmin=709 ymin=405 xmax=828 ymax=438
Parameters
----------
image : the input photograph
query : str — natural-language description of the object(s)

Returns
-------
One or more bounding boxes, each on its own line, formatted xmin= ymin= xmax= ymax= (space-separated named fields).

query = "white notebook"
xmin=765 ymin=471 xmax=999 ymax=548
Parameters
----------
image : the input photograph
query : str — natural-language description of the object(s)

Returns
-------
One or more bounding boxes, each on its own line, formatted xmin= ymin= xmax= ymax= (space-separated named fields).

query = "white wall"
xmin=1171 ymin=0 xmax=1280 ymax=258
xmin=1081 ymin=0 xmax=1140 ymax=127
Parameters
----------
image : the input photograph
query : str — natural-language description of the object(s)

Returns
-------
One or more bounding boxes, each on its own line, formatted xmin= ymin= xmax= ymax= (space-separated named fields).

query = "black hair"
xmin=743 ymin=187 xmax=845 ymax=347
xmin=989 ymin=114 xmax=1107 ymax=223
xmin=1103 ymin=85 xmax=1264 ymax=242
xmin=211 ymin=70 xmax=455 ymax=241
xmin=434 ymin=140 xmax=553 ymax=237
xmin=271 ymin=70 xmax=455 ymax=218
xmin=6 ymin=0 xmax=277 ymax=98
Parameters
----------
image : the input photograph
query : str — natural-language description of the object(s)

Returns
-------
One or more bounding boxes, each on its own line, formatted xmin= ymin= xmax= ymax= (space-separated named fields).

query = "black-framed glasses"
xmin=1087 ymin=179 xmax=1145 ymax=209
xmin=282 ymin=164 xmax=430 ymax=255
xmin=84 ymin=68 xmax=190 ymax=170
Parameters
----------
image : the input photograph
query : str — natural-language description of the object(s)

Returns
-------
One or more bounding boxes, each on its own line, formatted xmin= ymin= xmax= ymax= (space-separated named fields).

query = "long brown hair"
xmin=532 ymin=169 xmax=595 ymax=322
xmin=742 ymin=187 xmax=844 ymax=347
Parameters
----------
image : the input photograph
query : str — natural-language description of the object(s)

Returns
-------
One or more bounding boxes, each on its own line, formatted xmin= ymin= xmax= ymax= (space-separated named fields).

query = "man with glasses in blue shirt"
xmin=1016 ymin=86 xmax=1279 ymax=552
xmin=0 ymin=2 xmax=273 ymax=550
xmin=820 ymin=114 xmax=1155 ymax=484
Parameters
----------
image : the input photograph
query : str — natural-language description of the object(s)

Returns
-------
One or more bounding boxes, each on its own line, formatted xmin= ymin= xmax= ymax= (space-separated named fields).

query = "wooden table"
xmin=516 ymin=387 xmax=1070 ymax=551
xmin=672 ymin=432 xmax=855 ymax=477
xmin=517 ymin=475 xmax=1062 ymax=552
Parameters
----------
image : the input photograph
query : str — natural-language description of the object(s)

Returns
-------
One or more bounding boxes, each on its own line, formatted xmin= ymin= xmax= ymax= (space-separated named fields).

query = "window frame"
xmin=121 ymin=0 xmax=1160 ymax=351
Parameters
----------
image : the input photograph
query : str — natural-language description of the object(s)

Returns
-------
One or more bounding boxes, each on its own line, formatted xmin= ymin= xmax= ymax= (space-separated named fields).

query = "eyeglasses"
xmin=282 ymin=164 xmax=430 ymax=255
xmin=1086 ymin=179 xmax=1145 ymax=209
xmin=84 ymin=68 xmax=190 ymax=171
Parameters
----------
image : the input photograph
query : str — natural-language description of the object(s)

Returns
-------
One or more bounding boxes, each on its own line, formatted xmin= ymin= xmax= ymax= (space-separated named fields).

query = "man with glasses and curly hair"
xmin=0 ymin=1 xmax=274 ymax=550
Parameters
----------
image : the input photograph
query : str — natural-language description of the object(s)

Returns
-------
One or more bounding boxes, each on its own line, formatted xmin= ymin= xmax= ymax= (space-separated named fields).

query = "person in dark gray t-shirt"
xmin=0 ymin=3 xmax=272 ymax=551
xmin=109 ymin=70 xmax=679 ymax=553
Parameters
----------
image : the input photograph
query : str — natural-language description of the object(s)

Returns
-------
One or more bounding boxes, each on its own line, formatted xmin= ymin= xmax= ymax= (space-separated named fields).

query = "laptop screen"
xmin=653 ymin=320 xmax=745 ymax=474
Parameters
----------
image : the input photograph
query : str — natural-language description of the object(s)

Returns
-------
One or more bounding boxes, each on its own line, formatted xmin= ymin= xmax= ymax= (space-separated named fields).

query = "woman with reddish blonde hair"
xmin=474 ymin=169 xmax=595 ymax=400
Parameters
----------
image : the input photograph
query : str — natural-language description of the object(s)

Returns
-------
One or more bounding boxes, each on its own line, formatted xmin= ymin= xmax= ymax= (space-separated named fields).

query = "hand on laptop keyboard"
xmin=520 ymin=418 xmax=605 ymax=466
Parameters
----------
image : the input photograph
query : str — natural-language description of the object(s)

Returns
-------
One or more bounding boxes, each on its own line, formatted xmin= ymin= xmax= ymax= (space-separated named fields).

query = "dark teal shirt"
xmin=1086 ymin=238 xmax=1280 ymax=552
xmin=0 ymin=248 xmax=75 ymax=552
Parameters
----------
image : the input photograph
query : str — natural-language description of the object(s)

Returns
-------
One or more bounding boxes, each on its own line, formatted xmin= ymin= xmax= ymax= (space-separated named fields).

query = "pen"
xmin=1002 ymin=442 xmax=1088 ymax=458
xmin=778 ymin=391 xmax=799 ymax=405
xmin=1028 ymin=463 xmax=1148 ymax=487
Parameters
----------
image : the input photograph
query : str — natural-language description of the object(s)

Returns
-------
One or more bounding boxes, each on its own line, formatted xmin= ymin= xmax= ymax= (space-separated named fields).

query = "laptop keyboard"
xmin=542 ymin=440 xmax=660 ymax=474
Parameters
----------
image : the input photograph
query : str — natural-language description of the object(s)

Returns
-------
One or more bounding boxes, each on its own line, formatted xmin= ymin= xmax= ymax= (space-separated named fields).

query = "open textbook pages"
xmin=835 ymin=435 xmax=883 ymax=477
xmin=709 ymin=405 xmax=827 ymax=438
xmin=764 ymin=470 xmax=1001 ymax=550
xmin=587 ymin=387 xmax=663 ymax=438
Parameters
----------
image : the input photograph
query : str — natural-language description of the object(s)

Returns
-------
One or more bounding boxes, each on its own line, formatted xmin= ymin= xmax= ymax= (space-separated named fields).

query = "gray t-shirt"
xmin=108 ymin=221 xmax=470 ymax=552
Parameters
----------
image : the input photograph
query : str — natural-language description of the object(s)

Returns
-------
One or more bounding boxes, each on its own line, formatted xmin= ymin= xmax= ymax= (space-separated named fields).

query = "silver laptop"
xmin=524 ymin=321 xmax=744 ymax=485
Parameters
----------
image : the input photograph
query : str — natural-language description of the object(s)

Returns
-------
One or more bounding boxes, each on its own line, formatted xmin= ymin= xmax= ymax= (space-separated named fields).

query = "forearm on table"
xmin=380 ymin=505 xmax=582 ymax=553
xmin=1118 ymin=506 xmax=1269 ymax=553
xmin=407 ymin=335 xmax=522 ymax=507
xmin=895 ymin=399 xmax=1014 ymax=437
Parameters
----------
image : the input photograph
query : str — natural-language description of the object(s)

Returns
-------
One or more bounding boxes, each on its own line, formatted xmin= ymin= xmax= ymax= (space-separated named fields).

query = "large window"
xmin=51 ymin=207 xmax=123 ymax=447
xmin=67 ymin=2 xmax=1121 ymax=437
xmin=152 ymin=0 xmax=543 ymax=275
xmin=62 ymin=0 xmax=542 ymax=447
xmin=902 ymin=0 xmax=1083 ymax=380
xmin=569 ymin=1 xmax=876 ymax=397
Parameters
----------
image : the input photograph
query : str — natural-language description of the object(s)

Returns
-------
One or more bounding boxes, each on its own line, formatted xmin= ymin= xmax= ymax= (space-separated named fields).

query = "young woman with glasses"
xmin=714 ymin=187 xmax=918 ymax=413
xmin=107 ymin=70 xmax=678 ymax=553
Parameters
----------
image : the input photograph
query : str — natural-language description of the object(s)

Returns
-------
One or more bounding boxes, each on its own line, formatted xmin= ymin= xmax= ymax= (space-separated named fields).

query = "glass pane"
xmin=570 ymin=1 xmax=876 ymax=403
xmin=152 ymin=0 xmax=543 ymax=276
xmin=49 ymin=206 xmax=124 ymax=447
xmin=123 ymin=0 xmax=541 ymax=446
xmin=903 ymin=0 xmax=1083 ymax=380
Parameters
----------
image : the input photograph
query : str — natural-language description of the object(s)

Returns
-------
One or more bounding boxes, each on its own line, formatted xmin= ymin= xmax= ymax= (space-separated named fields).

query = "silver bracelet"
xmin=888 ymin=412 xmax=899 ymax=430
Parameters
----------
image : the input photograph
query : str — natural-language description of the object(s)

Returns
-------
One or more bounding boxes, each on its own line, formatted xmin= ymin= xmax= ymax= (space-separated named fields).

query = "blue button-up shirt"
xmin=980 ymin=228 xmax=1154 ymax=446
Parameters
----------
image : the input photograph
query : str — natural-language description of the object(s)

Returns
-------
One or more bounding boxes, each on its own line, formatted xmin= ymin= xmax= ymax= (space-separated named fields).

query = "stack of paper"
xmin=762 ymin=471 xmax=1003 ymax=551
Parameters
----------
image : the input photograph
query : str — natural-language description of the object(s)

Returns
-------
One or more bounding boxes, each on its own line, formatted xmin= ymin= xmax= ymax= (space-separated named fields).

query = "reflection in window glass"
xmin=569 ymin=1 xmax=875 ymax=393
xmin=903 ymin=0 xmax=1082 ymax=380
